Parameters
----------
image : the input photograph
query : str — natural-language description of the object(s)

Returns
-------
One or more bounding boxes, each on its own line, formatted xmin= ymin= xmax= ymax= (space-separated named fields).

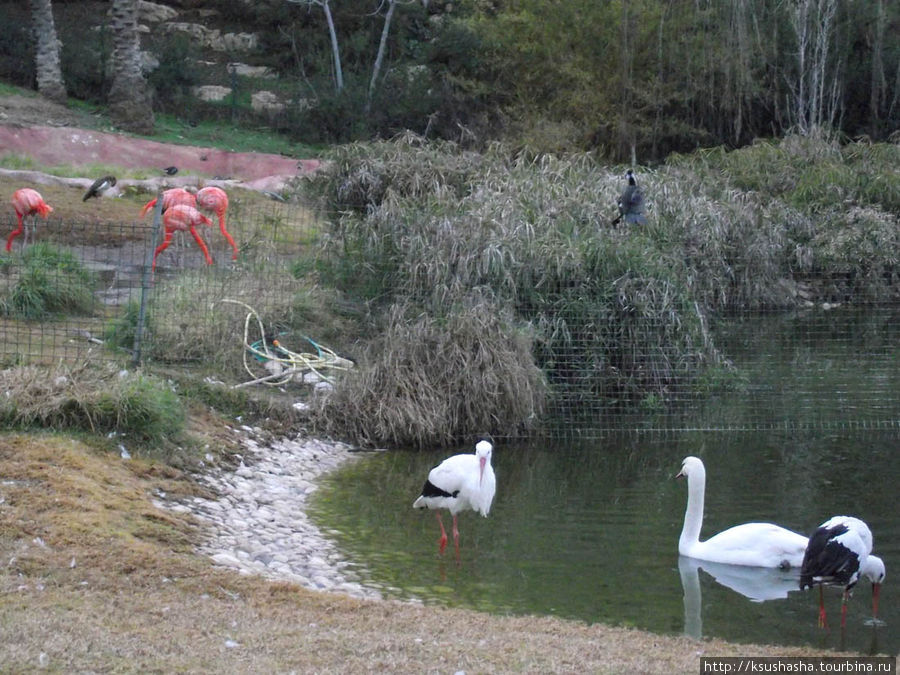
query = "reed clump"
xmin=310 ymin=295 xmax=545 ymax=449
xmin=301 ymin=133 xmax=898 ymax=445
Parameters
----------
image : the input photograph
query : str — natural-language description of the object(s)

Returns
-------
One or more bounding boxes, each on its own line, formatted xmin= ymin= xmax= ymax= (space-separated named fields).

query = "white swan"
xmin=676 ymin=456 xmax=808 ymax=568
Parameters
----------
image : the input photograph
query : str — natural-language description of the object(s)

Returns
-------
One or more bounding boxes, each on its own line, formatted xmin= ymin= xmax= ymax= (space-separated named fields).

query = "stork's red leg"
xmin=6 ymin=215 xmax=23 ymax=252
xmin=218 ymin=216 xmax=238 ymax=260
xmin=452 ymin=514 xmax=460 ymax=556
xmin=188 ymin=225 xmax=213 ymax=265
xmin=818 ymin=585 xmax=828 ymax=629
xmin=435 ymin=512 xmax=448 ymax=554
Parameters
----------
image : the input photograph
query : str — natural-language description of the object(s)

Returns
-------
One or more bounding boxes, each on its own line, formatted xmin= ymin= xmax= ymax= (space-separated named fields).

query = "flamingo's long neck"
xmin=680 ymin=467 xmax=706 ymax=552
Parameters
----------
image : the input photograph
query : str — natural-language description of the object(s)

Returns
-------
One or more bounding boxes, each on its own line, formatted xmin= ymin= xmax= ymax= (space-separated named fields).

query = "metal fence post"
xmin=132 ymin=187 xmax=164 ymax=366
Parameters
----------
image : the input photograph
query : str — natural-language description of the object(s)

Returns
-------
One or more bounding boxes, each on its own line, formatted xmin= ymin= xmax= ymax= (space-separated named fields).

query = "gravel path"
xmin=157 ymin=428 xmax=383 ymax=600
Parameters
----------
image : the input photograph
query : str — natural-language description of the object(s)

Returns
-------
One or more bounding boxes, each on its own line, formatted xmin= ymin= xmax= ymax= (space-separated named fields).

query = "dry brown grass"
xmin=0 ymin=432 xmax=844 ymax=673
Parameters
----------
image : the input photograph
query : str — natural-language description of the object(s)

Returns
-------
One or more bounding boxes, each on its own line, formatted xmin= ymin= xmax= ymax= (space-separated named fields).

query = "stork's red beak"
xmin=873 ymin=582 xmax=881 ymax=618
xmin=479 ymin=456 xmax=486 ymax=486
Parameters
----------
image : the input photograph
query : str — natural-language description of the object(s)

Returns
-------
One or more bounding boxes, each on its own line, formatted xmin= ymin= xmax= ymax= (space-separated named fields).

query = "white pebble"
xmin=153 ymin=432 xmax=381 ymax=601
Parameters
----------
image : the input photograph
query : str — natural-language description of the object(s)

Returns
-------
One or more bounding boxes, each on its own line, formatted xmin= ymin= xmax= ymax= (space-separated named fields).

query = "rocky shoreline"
xmin=156 ymin=429 xmax=383 ymax=600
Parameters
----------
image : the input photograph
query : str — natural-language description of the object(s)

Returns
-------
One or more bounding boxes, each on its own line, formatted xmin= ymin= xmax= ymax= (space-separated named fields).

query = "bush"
xmin=298 ymin=135 xmax=899 ymax=444
xmin=4 ymin=243 xmax=96 ymax=319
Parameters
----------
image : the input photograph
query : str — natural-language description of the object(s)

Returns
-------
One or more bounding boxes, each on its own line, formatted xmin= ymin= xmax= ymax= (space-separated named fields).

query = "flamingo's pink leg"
xmin=6 ymin=215 xmax=23 ymax=252
xmin=152 ymin=228 xmax=175 ymax=271
xmin=189 ymin=225 xmax=213 ymax=265
xmin=217 ymin=216 xmax=238 ymax=260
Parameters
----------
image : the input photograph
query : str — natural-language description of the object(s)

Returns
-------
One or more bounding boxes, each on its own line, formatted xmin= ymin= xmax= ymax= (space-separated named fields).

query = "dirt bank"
xmin=0 ymin=94 xmax=319 ymax=192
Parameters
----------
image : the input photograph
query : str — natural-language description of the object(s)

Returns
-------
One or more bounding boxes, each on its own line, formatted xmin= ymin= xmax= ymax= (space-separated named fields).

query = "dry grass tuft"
xmin=312 ymin=295 xmax=546 ymax=448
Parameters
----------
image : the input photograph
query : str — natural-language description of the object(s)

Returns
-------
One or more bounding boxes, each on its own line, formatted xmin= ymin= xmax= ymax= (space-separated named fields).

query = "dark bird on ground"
xmin=611 ymin=169 xmax=646 ymax=226
xmin=163 ymin=166 xmax=178 ymax=176
xmin=82 ymin=175 xmax=117 ymax=202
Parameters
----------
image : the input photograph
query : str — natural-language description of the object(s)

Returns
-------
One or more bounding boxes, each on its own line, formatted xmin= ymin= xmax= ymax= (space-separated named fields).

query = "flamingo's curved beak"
xmin=479 ymin=456 xmax=486 ymax=487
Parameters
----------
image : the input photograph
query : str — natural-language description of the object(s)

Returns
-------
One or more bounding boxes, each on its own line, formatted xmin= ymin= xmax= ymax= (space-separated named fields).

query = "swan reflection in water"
xmin=678 ymin=556 xmax=884 ymax=653
xmin=678 ymin=555 xmax=802 ymax=639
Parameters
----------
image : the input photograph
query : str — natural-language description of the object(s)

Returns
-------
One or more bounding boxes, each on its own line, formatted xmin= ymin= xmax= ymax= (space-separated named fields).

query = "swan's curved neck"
xmin=680 ymin=468 xmax=706 ymax=549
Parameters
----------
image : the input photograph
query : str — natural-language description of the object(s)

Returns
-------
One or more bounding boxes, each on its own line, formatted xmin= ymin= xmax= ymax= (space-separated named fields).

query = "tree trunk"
xmin=323 ymin=0 xmax=344 ymax=93
xmin=366 ymin=0 xmax=396 ymax=113
xmin=29 ymin=0 xmax=67 ymax=104
xmin=107 ymin=0 xmax=154 ymax=134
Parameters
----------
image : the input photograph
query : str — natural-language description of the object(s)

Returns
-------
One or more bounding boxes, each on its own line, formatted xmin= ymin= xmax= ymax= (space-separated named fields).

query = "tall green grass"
xmin=2 ymin=243 xmax=96 ymax=319
xmin=301 ymin=133 xmax=899 ymax=446
xmin=309 ymin=294 xmax=546 ymax=449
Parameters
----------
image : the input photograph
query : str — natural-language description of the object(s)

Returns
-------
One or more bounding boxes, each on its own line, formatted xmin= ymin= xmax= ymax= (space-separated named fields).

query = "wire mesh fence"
xmin=1 ymin=201 xmax=898 ymax=437
xmin=0 ymin=196 xmax=321 ymax=372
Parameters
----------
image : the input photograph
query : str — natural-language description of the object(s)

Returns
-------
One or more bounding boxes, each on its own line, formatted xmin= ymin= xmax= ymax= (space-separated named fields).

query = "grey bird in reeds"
xmin=611 ymin=169 xmax=646 ymax=226
xmin=82 ymin=175 xmax=117 ymax=202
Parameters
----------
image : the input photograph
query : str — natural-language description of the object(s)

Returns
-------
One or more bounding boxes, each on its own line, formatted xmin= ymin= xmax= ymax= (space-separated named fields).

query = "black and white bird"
xmin=82 ymin=175 xmax=117 ymax=202
xmin=412 ymin=438 xmax=496 ymax=556
xmin=163 ymin=166 xmax=179 ymax=176
xmin=611 ymin=169 xmax=647 ymax=226
xmin=800 ymin=516 xmax=883 ymax=628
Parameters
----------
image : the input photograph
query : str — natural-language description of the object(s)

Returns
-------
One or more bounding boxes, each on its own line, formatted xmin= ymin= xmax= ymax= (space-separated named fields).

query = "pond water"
xmin=310 ymin=309 xmax=900 ymax=654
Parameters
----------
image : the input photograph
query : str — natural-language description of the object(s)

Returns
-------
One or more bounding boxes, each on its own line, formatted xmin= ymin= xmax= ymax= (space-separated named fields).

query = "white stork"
xmin=800 ymin=516 xmax=883 ymax=628
xmin=413 ymin=439 xmax=496 ymax=556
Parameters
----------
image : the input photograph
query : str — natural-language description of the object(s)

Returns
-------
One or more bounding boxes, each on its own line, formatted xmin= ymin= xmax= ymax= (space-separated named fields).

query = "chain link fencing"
xmin=1 ymin=201 xmax=898 ymax=437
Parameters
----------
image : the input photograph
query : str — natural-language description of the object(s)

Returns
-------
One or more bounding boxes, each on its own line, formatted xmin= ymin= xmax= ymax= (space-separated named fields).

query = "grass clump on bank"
xmin=0 ymin=362 xmax=184 ymax=452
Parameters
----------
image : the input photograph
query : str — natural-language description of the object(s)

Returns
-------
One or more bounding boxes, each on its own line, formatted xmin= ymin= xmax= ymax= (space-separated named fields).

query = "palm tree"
xmin=107 ymin=0 xmax=154 ymax=133
xmin=29 ymin=0 xmax=66 ymax=104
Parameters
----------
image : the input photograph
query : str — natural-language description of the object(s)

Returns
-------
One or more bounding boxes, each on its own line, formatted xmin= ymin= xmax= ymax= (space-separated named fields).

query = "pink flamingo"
xmin=196 ymin=187 xmax=238 ymax=260
xmin=153 ymin=204 xmax=214 ymax=271
xmin=7 ymin=188 xmax=53 ymax=252
xmin=139 ymin=187 xmax=196 ymax=218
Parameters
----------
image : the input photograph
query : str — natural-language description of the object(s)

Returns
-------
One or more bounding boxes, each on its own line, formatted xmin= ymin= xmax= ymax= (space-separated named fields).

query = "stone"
xmin=193 ymin=85 xmax=232 ymax=103
xmin=251 ymin=91 xmax=284 ymax=115
xmin=156 ymin=431 xmax=382 ymax=601
xmin=228 ymin=62 xmax=275 ymax=79
xmin=139 ymin=1 xmax=178 ymax=23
